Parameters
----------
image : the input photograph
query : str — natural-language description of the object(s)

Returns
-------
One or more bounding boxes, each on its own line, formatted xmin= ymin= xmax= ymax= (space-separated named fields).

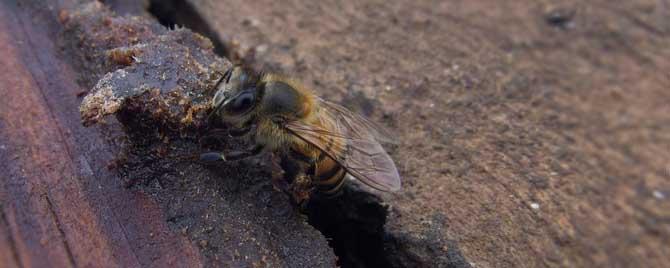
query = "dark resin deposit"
xmin=68 ymin=3 xmax=226 ymax=130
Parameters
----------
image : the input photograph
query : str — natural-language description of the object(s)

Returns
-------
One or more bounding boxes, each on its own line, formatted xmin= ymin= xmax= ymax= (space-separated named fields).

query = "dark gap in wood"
xmin=306 ymin=186 xmax=393 ymax=268
xmin=147 ymin=0 xmax=230 ymax=58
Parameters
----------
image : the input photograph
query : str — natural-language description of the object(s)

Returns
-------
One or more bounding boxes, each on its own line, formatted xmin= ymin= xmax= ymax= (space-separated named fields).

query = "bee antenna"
xmin=213 ymin=71 xmax=226 ymax=90
xmin=207 ymin=106 xmax=220 ymax=122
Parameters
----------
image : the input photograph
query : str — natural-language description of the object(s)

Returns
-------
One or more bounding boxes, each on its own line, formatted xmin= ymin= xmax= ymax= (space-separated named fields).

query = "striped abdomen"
xmin=285 ymin=133 xmax=348 ymax=196
xmin=312 ymin=150 xmax=347 ymax=195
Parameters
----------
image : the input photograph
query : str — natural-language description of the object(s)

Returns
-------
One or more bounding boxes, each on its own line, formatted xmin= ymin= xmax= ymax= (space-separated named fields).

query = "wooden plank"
xmin=0 ymin=1 xmax=336 ymax=267
xmin=0 ymin=206 xmax=23 ymax=268
xmin=0 ymin=1 xmax=204 ymax=267
xmin=3 ymin=0 xmax=668 ymax=267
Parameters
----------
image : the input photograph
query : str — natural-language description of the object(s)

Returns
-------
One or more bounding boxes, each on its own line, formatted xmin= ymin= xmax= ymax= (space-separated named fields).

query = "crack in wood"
xmin=0 ymin=205 xmax=24 ymax=268
xmin=45 ymin=195 xmax=77 ymax=268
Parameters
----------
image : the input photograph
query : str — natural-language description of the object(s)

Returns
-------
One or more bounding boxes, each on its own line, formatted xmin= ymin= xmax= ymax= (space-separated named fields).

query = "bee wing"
xmin=318 ymin=98 xmax=397 ymax=144
xmin=284 ymin=103 xmax=401 ymax=192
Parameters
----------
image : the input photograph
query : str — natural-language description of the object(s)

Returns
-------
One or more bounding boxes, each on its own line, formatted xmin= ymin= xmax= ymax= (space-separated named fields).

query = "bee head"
xmin=210 ymin=66 xmax=312 ymax=129
xmin=211 ymin=66 xmax=263 ymax=125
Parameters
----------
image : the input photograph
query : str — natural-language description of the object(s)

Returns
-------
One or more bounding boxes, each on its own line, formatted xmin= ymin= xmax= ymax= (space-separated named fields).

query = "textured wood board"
xmin=0 ymin=1 xmax=336 ymax=267
xmin=183 ymin=0 xmax=670 ymax=267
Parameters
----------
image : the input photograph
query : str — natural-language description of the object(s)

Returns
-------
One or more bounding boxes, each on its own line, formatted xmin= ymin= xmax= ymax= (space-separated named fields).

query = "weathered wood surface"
xmin=1 ymin=0 xmax=669 ymax=267
xmin=0 ymin=1 xmax=201 ymax=266
xmin=185 ymin=0 xmax=670 ymax=267
xmin=0 ymin=1 xmax=335 ymax=267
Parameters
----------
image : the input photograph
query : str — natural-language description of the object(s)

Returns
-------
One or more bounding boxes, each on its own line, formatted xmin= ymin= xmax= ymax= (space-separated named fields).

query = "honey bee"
xmin=201 ymin=66 xmax=400 ymax=205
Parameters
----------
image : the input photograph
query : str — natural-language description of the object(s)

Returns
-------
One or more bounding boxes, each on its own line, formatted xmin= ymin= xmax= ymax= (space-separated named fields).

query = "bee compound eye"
xmin=228 ymin=91 xmax=255 ymax=114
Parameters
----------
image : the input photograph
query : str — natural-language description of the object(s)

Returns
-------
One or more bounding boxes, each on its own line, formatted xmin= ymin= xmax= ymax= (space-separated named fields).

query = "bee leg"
xmin=199 ymin=151 xmax=226 ymax=164
xmin=286 ymin=178 xmax=312 ymax=218
xmin=270 ymin=153 xmax=290 ymax=193
xmin=200 ymin=144 xmax=264 ymax=164
xmin=228 ymin=123 xmax=253 ymax=137
xmin=290 ymin=173 xmax=314 ymax=211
